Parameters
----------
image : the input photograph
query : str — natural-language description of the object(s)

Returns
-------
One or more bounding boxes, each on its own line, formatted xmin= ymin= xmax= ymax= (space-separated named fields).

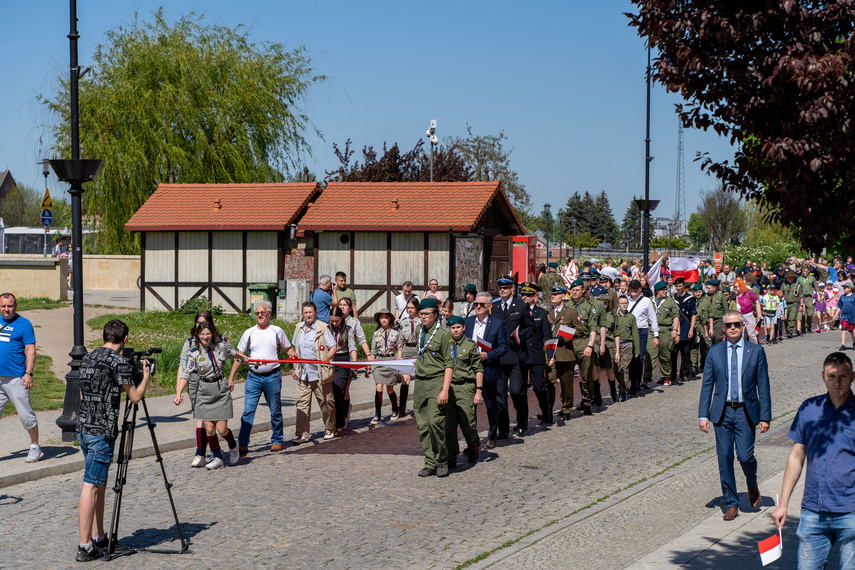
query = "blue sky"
xmin=0 ymin=1 xmax=736 ymax=225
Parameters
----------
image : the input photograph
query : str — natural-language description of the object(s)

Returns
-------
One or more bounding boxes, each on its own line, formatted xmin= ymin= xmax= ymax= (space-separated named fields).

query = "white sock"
xmin=94 ymin=535 xmax=105 ymax=543
xmin=30 ymin=444 xmax=39 ymax=449
xmin=80 ymin=542 xmax=93 ymax=550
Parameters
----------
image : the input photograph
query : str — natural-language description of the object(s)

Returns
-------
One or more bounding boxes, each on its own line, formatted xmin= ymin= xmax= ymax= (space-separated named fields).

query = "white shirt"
xmin=600 ymin=266 xmax=620 ymax=281
xmin=473 ymin=315 xmax=488 ymax=353
xmin=394 ymin=293 xmax=416 ymax=320
xmin=237 ymin=324 xmax=291 ymax=374
xmin=628 ymin=294 xmax=660 ymax=338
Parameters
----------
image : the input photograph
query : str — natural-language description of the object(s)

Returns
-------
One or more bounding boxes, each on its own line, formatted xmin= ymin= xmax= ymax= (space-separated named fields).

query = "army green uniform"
xmin=613 ymin=311 xmax=640 ymax=394
xmin=648 ymin=296 xmax=679 ymax=381
xmin=691 ymin=293 xmax=710 ymax=371
xmin=600 ymin=310 xmax=615 ymax=371
xmin=444 ymin=336 xmax=484 ymax=457
xmin=413 ymin=323 xmax=454 ymax=470
xmin=796 ymin=275 xmax=817 ymax=330
xmin=546 ymin=304 xmax=579 ymax=414
xmin=568 ymin=297 xmax=598 ymax=404
xmin=706 ymin=291 xmax=728 ymax=345
xmin=537 ymin=272 xmax=565 ymax=298
xmin=781 ymin=280 xmax=800 ymax=334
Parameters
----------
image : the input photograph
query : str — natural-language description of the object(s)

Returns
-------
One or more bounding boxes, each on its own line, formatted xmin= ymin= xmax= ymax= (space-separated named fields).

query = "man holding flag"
xmin=772 ymin=352 xmax=855 ymax=568
xmin=546 ymin=285 xmax=580 ymax=420
xmin=567 ymin=279 xmax=599 ymax=415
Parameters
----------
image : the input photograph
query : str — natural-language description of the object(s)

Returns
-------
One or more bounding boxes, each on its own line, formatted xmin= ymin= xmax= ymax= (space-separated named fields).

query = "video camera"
xmin=122 ymin=347 xmax=162 ymax=385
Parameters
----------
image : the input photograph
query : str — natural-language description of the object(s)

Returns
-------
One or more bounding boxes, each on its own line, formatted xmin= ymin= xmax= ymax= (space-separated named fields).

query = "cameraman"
xmin=75 ymin=319 xmax=149 ymax=562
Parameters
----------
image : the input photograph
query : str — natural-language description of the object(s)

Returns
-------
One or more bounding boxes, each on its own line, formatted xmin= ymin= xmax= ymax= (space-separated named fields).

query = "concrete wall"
xmin=81 ymin=255 xmax=140 ymax=291
xmin=0 ymin=256 xmax=68 ymax=300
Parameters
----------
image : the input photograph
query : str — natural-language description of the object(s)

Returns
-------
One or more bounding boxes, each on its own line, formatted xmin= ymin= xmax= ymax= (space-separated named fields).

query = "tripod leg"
xmin=106 ymin=398 xmax=137 ymax=561
xmin=141 ymin=398 xmax=189 ymax=552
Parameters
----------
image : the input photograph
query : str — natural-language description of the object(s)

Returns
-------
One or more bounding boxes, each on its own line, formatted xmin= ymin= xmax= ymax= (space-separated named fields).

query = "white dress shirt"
xmin=628 ymin=294 xmax=660 ymax=338
xmin=473 ymin=315 xmax=488 ymax=353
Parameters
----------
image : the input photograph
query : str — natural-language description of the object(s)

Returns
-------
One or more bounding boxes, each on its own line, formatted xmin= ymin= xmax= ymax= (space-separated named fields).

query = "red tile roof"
xmin=297 ymin=181 xmax=523 ymax=233
xmin=125 ymin=183 xmax=321 ymax=232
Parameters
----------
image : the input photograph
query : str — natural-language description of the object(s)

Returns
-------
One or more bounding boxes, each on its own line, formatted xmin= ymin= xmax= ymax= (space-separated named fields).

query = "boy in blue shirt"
xmin=838 ymin=282 xmax=855 ymax=351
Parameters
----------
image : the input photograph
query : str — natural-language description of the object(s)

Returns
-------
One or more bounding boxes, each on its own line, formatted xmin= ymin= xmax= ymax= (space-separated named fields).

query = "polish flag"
xmin=476 ymin=337 xmax=493 ymax=352
xmin=648 ymin=257 xmax=701 ymax=284
xmin=558 ymin=325 xmax=576 ymax=340
xmin=512 ymin=326 xmax=521 ymax=345
xmin=544 ymin=338 xmax=559 ymax=351
xmin=758 ymin=531 xmax=782 ymax=566
xmin=562 ymin=259 xmax=579 ymax=286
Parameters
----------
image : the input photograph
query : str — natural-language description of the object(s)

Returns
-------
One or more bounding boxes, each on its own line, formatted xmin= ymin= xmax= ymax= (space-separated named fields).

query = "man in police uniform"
xmin=520 ymin=282 xmax=554 ymax=426
xmin=781 ymin=270 xmax=800 ymax=337
xmin=705 ymin=279 xmax=727 ymax=346
xmin=537 ymin=262 xmax=565 ymax=300
xmin=796 ymin=264 xmax=818 ymax=333
xmin=444 ymin=315 xmax=483 ymax=468
xmin=649 ymin=281 xmax=680 ymax=387
xmin=672 ymin=277 xmax=697 ymax=383
xmin=412 ymin=298 xmax=454 ymax=477
xmin=546 ymin=285 xmax=579 ymax=420
xmin=567 ymin=279 xmax=599 ymax=415
xmin=492 ymin=275 xmax=535 ymax=436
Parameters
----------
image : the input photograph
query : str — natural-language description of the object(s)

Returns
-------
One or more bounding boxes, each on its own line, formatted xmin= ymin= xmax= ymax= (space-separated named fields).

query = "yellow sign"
xmin=40 ymin=188 xmax=53 ymax=210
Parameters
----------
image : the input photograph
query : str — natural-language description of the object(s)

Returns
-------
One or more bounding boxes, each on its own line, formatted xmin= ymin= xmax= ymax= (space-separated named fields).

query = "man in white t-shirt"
xmin=599 ymin=257 xmax=620 ymax=282
xmin=229 ymin=300 xmax=296 ymax=455
xmin=395 ymin=281 xmax=418 ymax=319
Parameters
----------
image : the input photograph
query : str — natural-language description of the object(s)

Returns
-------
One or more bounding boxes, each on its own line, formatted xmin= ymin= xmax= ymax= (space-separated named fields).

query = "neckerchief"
xmin=418 ymin=323 xmax=439 ymax=356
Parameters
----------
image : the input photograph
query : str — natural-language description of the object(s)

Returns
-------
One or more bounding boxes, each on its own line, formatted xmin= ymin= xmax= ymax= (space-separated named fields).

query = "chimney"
xmin=391 ymin=198 xmax=399 ymax=211
xmin=214 ymin=198 xmax=222 ymax=211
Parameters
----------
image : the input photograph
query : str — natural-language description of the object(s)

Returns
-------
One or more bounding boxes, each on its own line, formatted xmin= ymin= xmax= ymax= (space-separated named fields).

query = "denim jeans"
xmin=238 ymin=369 xmax=283 ymax=447
xmin=796 ymin=509 xmax=855 ymax=569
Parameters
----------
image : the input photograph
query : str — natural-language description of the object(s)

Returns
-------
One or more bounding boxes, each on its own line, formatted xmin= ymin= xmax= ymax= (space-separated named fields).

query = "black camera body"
xmin=122 ymin=347 xmax=162 ymax=385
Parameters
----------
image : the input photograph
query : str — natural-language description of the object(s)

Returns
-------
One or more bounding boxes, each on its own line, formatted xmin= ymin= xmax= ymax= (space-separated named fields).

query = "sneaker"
xmin=93 ymin=536 xmax=134 ymax=558
xmin=76 ymin=544 xmax=104 ymax=562
xmin=370 ymin=413 xmax=381 ymax=425
xmin=191 ymin=454 xmax=205 ymax=468
xmin=663 ymin=379 xmax=671 ymax=386
xmin=228 ymin=446 xmax=239 ymax=465
xmin=841 ymin=345 xmax=847 ymax=351
xmin=389 ymin=411 xmax=400 ymax=421
xmin=436 ymin=463 xmax=449 ymax=477
xmin=418 ymin=467 xmax=436 ymax=477
xmin=323 ymin=431 xmax=335 ymax=440
xmin=24 ymin=445 xmax=43 ymax=463
xmin=205 ymin=456 xmax=224 ymax=470
xmin=619 ymin=393 xmax=627 ymax=403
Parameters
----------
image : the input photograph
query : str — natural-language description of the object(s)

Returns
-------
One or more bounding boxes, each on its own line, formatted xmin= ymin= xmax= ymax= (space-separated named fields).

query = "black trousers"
xmin=523 ymin=363 xmax=551 ymax=422
xmin=629 ymin=328 xmax=649 ymax=393
xmin=499 ymin=362 xmax=525 ymax=436
xmin=331 ymin=353 xmax=351 ymax=429
xmin=482 ymin=380 xmax=500 ymax=441
xmin=673 ymin=340 xmax=692 ymax=380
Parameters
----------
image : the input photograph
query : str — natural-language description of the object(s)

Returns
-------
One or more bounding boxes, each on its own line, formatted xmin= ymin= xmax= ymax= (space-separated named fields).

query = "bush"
xmin=178 ymin=296 xmax=224 ymax=316
xmin=722 ymin=242 xmax=807 ymax=269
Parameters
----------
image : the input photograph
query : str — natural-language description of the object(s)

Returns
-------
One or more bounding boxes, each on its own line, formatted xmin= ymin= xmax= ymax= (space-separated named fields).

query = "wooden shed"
xmin=125 ymin=183 xmax=320 ymax=312
xmin=296 ymin=181 xmax=523 ymax=318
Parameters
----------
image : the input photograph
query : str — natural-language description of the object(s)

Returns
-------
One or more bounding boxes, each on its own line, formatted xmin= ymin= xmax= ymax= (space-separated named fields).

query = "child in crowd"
xmin=440 ymin=300 xmax=455 ymax=328
xmin=775 ymin=288 xmax=787 ymax=341
xmin=370 ymin=309 xmax=403 ymax=424
xmin=813 ymin=282 xmax=830 ymax=332
xmin=839 ymin=282 xmax=855 ymax=351
xmin=761 ymin=285 xmax=779 ymax=344
xmin=826 ymin=280 xmax=840 ymax=329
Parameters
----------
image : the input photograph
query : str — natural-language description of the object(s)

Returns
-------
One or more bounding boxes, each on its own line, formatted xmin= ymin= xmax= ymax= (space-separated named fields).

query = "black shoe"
xmin=93 ymin=536 xmax=134 ymax=558
xmin=447 ymin=458 xmax=457 ymax=469
xmin=497 ymin=433 xmax=510 ymax=440
xmin=436 ymin=463 xmax=449 ymax=477
xmin=583 ymin=403 xmax=593 ymax=416
xmin=787 ymin=333 xmax=793 ymax=338
xmin=540 ymin=416 xmax=553 ymax=426
xmin=467 ymin=446 xmax=480 ymax=463
xmin=76 ymin=544 xmax=104 ymax=562
xmin=514 ymin=427 xmax=525 ymax=436
xmin=841 ymin=345 xmax=847 ymax=351
xmin=576 ymin=404 xmax=585 ymax=411
xmin=556 ymin=411 xmax=565 ymax=420
xmin=609 ymin=389 xmax=618 ymax=403
xmin=418 ymin=467 xmax=436 ymax=477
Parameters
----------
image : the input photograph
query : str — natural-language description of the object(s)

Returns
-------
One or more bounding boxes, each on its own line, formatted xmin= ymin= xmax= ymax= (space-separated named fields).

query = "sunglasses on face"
xmin=473 ymin=302 xmax=490 ymax=307
xmin=255 ymin=312 xmax=270 ymax=316
xmin=723 ymin=322 xmax=743 ymax=329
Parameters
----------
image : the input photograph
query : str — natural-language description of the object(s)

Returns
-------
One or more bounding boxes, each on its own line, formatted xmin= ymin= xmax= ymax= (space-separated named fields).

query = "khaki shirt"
xmin=547 ymin=304 xmax=579 ymax=362
xmin=782 ymin=281 xmax=800 ymax=303
xmin=568 ymin=298 xmax=596 ymax=337
xmin=602 ymin=311 xmax=616 ymax=342
xmin=450 ymin=336 xmax=484 ymax=384
xmin=695 ymin=294 xmax=710 ymax=334
xmin=398 ymin=316 xmax=421 ymax=346
xmin=797 ymin=275 xmax=817 ymax=297
xmin=707 ymin=291 xmax=727 ymax=319
xmin=414 ymin=323 xmax=453 ymax=380
xmin=655 ymin=296 xmax=679 ymax=328
xmin=614 ymin=312 xmax=640 ymax=354
xmin=371 ymin=327 xmax=403 ymax=357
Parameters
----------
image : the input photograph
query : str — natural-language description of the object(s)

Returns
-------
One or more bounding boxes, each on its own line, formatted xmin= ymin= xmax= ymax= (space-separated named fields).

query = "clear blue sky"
xmin=0 ymin=1 xmax=736 ymax=226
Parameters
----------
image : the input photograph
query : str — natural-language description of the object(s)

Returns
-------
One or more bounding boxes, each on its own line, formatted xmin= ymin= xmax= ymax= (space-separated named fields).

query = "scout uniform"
xmin=601 ymin=307 xmax=618 ymax=402
xmin=181 ymin=338 xmax=239 ymax=422
xmin=567 ymin=279 xmax=598 ymax=413
xmin=584 ymin=277 xmax=608 ymax=406
xmin=796 ymin=272 xmax=818 ymax=331
xmin=370 ymin=318 xmax=404 ymax=386
xmin=413 ymin=299 xmax=454 ymax=475
xmin=546 ymin=286 xmax=579 ymax=417
xmin=781 ymin=273 xmax=800 ymax=335
xmin=396 ymin=313 xmax=420 ymax=417
xmin=705 ymin=280 xmax=727 ymax=345
xmin=648 ymin=281 xmax=679 ymax=383
xmin=691 ymin=284 xmax=710 ymax=372
xmin=613 ymin=309 xmax=640 ymax=400
xmin=444 ymin=316 xmax=484 ymax=461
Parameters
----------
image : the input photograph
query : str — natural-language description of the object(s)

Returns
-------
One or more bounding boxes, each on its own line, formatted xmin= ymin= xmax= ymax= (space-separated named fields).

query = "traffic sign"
xmin=40 ymin=188 xmax=53 ymax=210
xmin=40 ymin=209 xmax=53 ymax=227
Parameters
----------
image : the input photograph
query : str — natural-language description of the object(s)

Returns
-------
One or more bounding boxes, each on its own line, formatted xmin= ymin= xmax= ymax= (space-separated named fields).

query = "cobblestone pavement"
xmin=0 ymin=330 xmax=838 ymax=568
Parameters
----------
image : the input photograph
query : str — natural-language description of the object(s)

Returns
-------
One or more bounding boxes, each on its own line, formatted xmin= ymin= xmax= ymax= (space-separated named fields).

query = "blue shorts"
xmin=78 ymin=433 xmax=115 ymax=487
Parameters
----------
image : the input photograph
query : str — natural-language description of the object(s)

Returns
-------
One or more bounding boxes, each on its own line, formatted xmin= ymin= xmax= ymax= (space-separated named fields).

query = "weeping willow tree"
xmin=40 ymin=10 xmax=325 ymax=254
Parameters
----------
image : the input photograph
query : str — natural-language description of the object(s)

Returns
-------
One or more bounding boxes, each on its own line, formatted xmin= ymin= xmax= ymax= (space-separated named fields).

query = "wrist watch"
xmin=476 ymin=386 xmax=483 ymax=391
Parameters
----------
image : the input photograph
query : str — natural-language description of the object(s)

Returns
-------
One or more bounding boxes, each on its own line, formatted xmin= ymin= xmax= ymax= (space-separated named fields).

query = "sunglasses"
xmin=723 ymin=322 xmax=743 ymax=329
xmin=473 ymin=302 xmax=490 ymax=307
xmin=255 ymin=311 xmax=270 ymax=316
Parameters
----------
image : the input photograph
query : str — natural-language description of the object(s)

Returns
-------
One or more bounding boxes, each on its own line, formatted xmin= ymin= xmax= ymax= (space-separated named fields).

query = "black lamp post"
xmin=39 ymin=159 xmax=50 ymax=258
xmin=642 ymin=43 xmax=656 ymax=273
xmin=52 ymin=0 xmax=104 ymax=442
xmin=544 ymin=203 xmax=551 ymax=263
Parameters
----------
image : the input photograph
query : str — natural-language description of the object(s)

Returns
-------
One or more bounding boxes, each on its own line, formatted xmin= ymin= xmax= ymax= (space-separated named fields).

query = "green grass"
xmin=2 ymin=354 xmax=66 ymax=416
xmin=16 ymin=297 xmax=71 ymax=311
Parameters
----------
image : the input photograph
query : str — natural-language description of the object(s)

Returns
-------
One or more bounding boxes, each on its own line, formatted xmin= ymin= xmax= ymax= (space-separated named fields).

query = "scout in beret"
xmin=370 ymin=308 xmax=404 ymax=424
xmin=654 ymin=281 xmax=668 ymax=291
xmin=548 ymin=261 xmax=559 ymax=269
xmin=444 ymin=314 xmax=484 ymax=467
xmin=418 ymin=298 xmax=439 ymax=311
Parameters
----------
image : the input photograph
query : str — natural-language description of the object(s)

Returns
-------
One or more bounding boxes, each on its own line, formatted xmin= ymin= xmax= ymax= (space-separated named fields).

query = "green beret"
xmin=463 ymin=283 xmax=477 ymax=293
xmin=705 ymin=279 xmax=719 ymax=287
xmin=548 ymin=261 xmax=559 ymax=268
xmin=570 ymin=279 xmax=584 ymax=289
xmin=654 ymin=281 xmax=667 ymax=291
xmin=418 ymin=298 xmax=439 ymax=311
xmin=692 ymin=284 xmax=703 ymax=291
xmin=446 ymin=315 xmax=465 ymax=327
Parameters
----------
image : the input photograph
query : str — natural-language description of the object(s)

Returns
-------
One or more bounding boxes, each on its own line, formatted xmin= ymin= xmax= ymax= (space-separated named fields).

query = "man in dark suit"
xmin=491 ymin=276 xmax=536 ymax=437
xmin=520 ymin=282 xmax=554 ymax=427
xmin=698 ymin=310 xmax=772 ymax=521
xmin=464 ymin=291 xmax=509 ymax=449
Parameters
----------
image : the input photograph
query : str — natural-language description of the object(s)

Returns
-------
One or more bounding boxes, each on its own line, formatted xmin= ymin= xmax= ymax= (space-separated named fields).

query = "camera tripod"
xmin=105 ymin=396 xmax=189 ymax=561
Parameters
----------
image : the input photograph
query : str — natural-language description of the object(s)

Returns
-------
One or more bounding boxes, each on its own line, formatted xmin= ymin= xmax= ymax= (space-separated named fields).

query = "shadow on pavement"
xmin=0 ymin=493 xmax=23 ymax=506
xmin=0 ymin=445 xmax=79 ymax=464
xmin=123 ymin=521 xmax=215 ymax=551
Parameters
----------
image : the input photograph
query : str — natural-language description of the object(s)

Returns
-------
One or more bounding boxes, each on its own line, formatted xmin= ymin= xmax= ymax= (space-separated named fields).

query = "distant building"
xmin=652 ymin=217 xmax=687 ymax=239
xmin=0 ymin=170 xmax=15 ymax=200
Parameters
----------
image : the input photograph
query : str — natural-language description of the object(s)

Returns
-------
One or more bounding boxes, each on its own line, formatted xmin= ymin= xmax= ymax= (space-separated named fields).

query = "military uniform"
xmin=567 ymin=294 xmax=598 ymax=410
xmin=706 ymin=288 xmax=728 ymax=345
xmin=445 ymin=334 xmax=483 ymax=459
xmin=587 ymin=292 xmax=608 ymax=406
xmin=612 ymin=311 xmax=639 ymax=399
xmin=796 ymin=274 xmax=818 ymax=331
xmin=692 ymin=289 xmax=710 ymax=372
xmin=413 ymin=320 xmax=454 ymax=473
xmin=546 ymin=301 xmax=579 ymax=416
xmin=781 ymin=277 xmax=800 ymax=335
xmin=648 ymin=291 xmax=679 ymax=383
xmin=491 ymin=282 xmax=535 ymax=435
xmin=520 ymin=283 xmax=555 ymax=425
xmin=537 ymin=272 xmax=565 ymax=299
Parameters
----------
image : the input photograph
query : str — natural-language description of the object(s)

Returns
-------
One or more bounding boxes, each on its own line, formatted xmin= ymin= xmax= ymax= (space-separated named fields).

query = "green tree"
xmin=40 ymin=10 xmax=325 ymax=254
xmin=0 ymin=183 xmax=72 ymax=229
xmin=650 ymin=236 xmax=691 ymax=250
xmin=698 ymin=184 xmax=746 ymax=250
xmin=686 ymin=212 xmax=710 ymax=250
xmin=592 ymin=190 xmax=619 ymax=245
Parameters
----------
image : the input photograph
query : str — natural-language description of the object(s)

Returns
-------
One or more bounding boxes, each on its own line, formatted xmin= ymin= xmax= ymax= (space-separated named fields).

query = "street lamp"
xmin=39 ymin=159 xmax=50 ymax=258
xmin=544 ymin=203 xmax=551 ymax=264
xmin=52 ymin=0 xmax=105 ymax=442
xmin=426 ymin=120 xmax=438 ymax=182
xmin=572 ymin=218 xmax=577 ymax=260
xmin=635 ymin=199 xmax=661 ymax=272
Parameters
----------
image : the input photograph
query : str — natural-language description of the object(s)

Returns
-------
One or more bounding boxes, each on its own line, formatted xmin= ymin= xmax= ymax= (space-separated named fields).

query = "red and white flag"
xmin=562 ymin=259 xmax=579 ymax=286
xmin=648 ymin=256 xmax=701 ymax=284
xmin=476 ymin=337 xmax=493 ymax=352
xmin=558 ymin=325 xmax=576 ymax=340
xmin=544 ymin=338 xmax=559 ymax=351
xmin=512 ymin=326 xmax=521 ymax=345
xmin=758 ymin=531 xmax=782 ymax=566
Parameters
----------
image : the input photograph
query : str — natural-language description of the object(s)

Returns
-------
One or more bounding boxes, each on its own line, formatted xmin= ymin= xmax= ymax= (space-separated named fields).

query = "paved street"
xmin=0 ymin=329 xmax=841 ymax=568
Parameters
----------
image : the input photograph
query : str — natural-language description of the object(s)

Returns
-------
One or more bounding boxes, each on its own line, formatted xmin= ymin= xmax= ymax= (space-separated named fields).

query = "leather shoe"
xmin=514 ymin=427 xmax=525 ymax=436
xmin=749 ymin=487 xmax=761 ymax=509
xmin=485 ymin=439 xmax=497 ymax=450
xmin=448 ymin=458 xmax=457 ymax=469
xmin=238 ymin=446 xmax=248 ymax=457
xmin=467 ymin=446 xmax=480 ymax=463
xmin=583 ymin=403 xmax=593 ymax=416
xmin=723 ymin=507 xmax=738 ymax=521
xmin=417 ymin=467 xmax=436 ymax=477
xmin=270 ymin=444 xmax=283 ymax=452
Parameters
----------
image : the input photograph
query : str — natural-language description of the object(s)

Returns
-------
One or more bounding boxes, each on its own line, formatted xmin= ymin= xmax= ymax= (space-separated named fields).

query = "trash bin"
xmin=248 ymin=283 xmax=277 ymax=305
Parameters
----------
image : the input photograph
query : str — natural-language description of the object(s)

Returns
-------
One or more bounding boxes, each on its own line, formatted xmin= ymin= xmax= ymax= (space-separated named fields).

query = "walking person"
xmin=651 ymin=281 xmax=679 ymax=387
xmin=290 ymin=302 xmax=337 ymax=443
xmin=229 ymin=300 xmax=296 ymax=456
xmin=626 ymin=279 xmax=659 ymax=395
xmin=326 ymin=307 xmax=358 ymax=435
xmin=839 ymin=281 xmax=855 ymax=351
xmin=181 ymin=322 xmax=246 ymax=469
xmin=397 ymin=297 xmax=421 ymax=418
xmin=0 ymin=292 xmax=42 ymax=463
xmin=772 ymin=352 xmax=855 ymax=569
xmin=734 ymin=279 xmax=762 ymax=343
xmin=760 ymin=285 xmax=780 ymax=344
xmin=311 ymin=275 xmax=335 ymax=323
xmin=444 ymin=316 xmax=484 ymax=468
xmin=520 ymin=282 xmax=555 ymax=424
xmin=698 ymin=310 xmax=771 ymax=521
xmin=672 ymin=278 xmax=697 ymax=382
xmin=338 ymin=297 xmax=372 ymax=426
xmin=394 ymin=281 xmax=417 ymax=320
xmin=613 ymin=295 xmax=640 ymax=402
xmin=370 ymin=309 xmax=403 ymax=423
xmin=546 ymin=285 xmax=579 ymax=418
